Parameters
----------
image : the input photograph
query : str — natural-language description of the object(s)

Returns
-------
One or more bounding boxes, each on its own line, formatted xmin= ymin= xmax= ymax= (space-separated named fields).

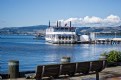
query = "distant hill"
xmin=1 ymin=25 xmax=48 ymax=31
xmin=0 ymin=25 xmax=48 ymax=35
xmin=79 ymin=26 xmax=121 ymax=33
xmin=0 ymin=25 xmax=121 ymax=35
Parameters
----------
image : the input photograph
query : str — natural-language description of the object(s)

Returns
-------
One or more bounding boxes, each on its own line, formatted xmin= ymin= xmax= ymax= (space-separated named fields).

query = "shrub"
xmin=101 ymin=50 xmax=121 ymax=67
xmin=107 ymin=50 xmax=121 ymax=63
xmin=101 ymin=50 xmax=121 ymax=63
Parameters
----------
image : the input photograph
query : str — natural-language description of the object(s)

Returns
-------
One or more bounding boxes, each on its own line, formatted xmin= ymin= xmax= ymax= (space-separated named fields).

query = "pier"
xmin=95 ymin=38 xmax=121 ymax=44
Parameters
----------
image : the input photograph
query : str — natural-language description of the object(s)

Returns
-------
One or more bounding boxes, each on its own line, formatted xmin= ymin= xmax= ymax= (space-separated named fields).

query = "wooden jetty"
xmin=95 ymin=38 xmax=121 ymax=44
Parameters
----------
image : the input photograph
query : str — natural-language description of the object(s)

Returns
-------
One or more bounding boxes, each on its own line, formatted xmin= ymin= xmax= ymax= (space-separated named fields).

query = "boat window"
xmin=58 ymin=36 xmax=61 ymax=39
xmin=69 ymin=36 xmax=71 ymax=40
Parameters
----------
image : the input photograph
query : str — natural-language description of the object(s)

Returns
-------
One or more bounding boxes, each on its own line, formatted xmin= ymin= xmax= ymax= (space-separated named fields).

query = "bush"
xmin=101 ymin=50 xmax=121 ymax=66
xmin=107 ymin=50 xmax=121 ymax=63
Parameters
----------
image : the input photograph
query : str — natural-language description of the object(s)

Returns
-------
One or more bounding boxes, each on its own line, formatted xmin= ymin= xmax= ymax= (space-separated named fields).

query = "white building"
xmin=80 ymin=35 xmax=90 ymax=42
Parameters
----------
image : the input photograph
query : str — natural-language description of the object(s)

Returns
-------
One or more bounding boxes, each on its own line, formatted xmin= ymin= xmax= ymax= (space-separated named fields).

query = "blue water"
xmin=0 ymin=35 xmax=121 ymax=73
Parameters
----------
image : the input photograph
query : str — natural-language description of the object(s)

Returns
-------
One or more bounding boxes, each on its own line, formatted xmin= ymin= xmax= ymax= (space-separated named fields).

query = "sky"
xmin=0 ymin=0 xmax=121 ymax=28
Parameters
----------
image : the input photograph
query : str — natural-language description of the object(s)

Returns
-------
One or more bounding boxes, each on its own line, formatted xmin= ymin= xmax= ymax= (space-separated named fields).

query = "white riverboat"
xmin=45 ymin=21 xmax=78 ymax=44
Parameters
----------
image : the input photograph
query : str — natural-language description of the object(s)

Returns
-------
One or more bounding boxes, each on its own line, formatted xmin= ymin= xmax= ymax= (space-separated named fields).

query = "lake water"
xmin=0 ymin=35 xmax=121 ymax=73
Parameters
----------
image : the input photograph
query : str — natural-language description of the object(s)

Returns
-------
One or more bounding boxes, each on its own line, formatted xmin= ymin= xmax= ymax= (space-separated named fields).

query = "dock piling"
xmin=61 ymin=56 xmax=70 ymax=63
xmin=8 ymin=60 xmax=19 ymax=79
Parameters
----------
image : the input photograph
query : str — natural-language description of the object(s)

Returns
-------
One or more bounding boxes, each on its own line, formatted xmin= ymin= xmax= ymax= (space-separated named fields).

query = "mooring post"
xmin=96 ymin=72 xmax=99 ymax=80
xmin=61 ymin=56 xmax=70 ymax=63
xmin=8 ymin=60 xmax=19 ymax=79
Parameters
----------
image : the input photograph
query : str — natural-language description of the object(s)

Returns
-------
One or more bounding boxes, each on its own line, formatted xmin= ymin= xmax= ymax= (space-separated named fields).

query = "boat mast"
xmin=59 ymin=21 xmax=61 ymax=27
xmin=49 ymin=20 xmax=50 ymax=27
xmin=70 ymin=21 xmax=71 ymax=27
xmin=57 ymin=21 xmax=58 ymax=27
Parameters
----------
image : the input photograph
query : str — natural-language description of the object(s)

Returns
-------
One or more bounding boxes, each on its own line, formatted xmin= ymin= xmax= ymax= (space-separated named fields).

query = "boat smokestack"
xmin=57 ymin=21 xmax=58 ymax=27
xmin=70 ymin=21 xmax=71 ymax=27
xmin=59 ymin=21 xmax=61 ymax=27
xmin=49 ymin=20 xmax=50 ymax=27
